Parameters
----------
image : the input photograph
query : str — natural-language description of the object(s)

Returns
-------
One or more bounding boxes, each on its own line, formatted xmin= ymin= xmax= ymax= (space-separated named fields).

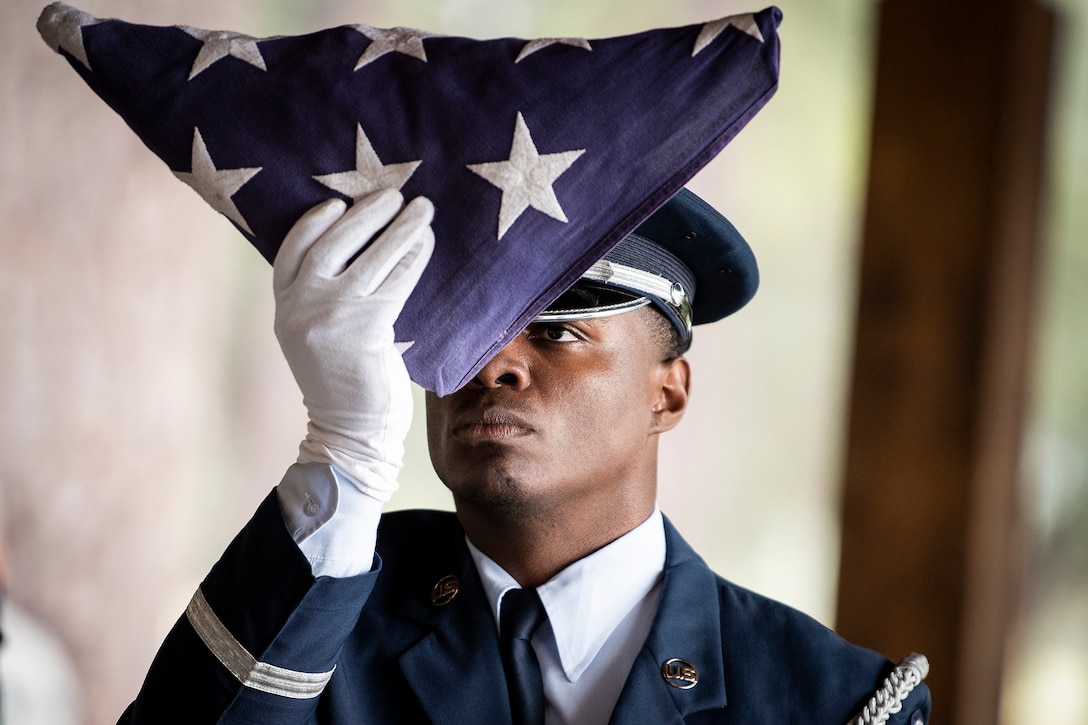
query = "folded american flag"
xmin=37 ymin=2 xmax=781 ymax=394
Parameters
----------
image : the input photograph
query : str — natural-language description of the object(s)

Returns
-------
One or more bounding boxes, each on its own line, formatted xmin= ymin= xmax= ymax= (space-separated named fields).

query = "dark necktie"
xmin=499 ymin=588 xmax=548 ymax=725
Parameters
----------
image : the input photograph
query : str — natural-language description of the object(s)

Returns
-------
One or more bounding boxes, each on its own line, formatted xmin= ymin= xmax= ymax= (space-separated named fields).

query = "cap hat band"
xmin=532 ymin=256 xmax=693 ymax=347
xmin=580 ymin=259 xmax=693 ymax=334
xmin=534 ymin=228 xmax=697 ymax=346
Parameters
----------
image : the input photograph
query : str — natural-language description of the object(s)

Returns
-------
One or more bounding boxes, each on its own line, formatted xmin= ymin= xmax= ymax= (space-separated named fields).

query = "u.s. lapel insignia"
xmin=662 ymin=657 xmax=699 ymax=689
xmin=430 ymin=574 xmax=460 ymax=606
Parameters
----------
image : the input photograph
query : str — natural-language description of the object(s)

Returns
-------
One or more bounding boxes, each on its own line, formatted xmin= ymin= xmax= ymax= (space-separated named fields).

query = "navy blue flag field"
xmin=37 ymin=2 xmax=781 ymax=395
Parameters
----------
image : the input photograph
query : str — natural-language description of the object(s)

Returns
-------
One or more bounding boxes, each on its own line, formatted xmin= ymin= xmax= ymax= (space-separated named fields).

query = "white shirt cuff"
xmin=276 ymin=462 xmax=383 ymax=578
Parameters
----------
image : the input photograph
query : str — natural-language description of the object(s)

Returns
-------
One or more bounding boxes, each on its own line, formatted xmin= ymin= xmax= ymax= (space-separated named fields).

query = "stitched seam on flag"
xmin=185 ymin=588 xmax=334 ymax=699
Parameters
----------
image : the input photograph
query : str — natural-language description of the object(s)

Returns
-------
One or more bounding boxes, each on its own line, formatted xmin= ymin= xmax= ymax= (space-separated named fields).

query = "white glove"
xmin=273 ymin=189 xmax=434 ymax=501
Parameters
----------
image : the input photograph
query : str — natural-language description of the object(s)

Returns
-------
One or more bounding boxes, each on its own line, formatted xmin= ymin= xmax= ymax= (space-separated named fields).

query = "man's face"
xmin=425 ymin=306 xmax=688 ymax=520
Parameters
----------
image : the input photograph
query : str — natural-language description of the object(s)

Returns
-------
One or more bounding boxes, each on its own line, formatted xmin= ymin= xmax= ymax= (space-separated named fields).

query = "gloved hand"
xmin=273 ymin=189 xmax=434 ymax=501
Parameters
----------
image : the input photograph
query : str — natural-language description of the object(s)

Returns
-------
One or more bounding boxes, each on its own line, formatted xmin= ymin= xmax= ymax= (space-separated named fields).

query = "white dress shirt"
xmin=469 ymin=510 xmax=665 ymax=725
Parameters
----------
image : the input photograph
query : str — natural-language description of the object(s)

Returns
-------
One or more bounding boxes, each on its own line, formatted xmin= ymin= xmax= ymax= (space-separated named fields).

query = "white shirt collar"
xmin=467 ymin=508 xmax=666 ymax=682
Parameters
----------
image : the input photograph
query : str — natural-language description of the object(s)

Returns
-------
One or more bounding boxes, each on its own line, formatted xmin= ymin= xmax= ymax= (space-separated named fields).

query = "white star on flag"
xmin=37 ymin=3 xmax=100 ymax=70
xmin=468 ymin=112 xmax=585 ymax=240
xmin=515 ymin=37 xmax=592 ymax=63
xmin=692 ymin=14 xmax=764 ymax=57
xmin=313 ymin=124 xmax=421 ymax=199
xmin=179 ymin=26 xmax=268 ymax=80
xmin=173 ymin=128 xmax=262 ymax=235
xmin=352 ymin=26 xmax=433 ymax=70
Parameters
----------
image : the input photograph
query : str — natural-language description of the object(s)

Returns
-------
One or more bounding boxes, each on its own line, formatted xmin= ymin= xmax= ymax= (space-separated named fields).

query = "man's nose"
xmin=470 ymin=335 xmax=531 ymax=390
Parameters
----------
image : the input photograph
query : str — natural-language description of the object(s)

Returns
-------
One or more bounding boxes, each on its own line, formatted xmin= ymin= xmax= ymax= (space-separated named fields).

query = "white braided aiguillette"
xmin=849 ymin=653 xmax=929 ymax=725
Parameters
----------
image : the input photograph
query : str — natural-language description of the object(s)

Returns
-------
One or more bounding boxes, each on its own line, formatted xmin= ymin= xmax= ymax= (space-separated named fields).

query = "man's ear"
xmin=651 ymin=356 xmax=690 ymax=433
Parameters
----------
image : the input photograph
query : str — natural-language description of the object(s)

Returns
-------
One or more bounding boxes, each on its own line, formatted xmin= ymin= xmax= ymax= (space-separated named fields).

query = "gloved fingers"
xmin=373 ymin=224 xmax=434 ymax=303
xmin=273 ymin=198 xmax=347 ymax=294
xmin=345 ymin=195 xmax=435 ymax=297
xmin=303 ymin=189 xmax=405 ymax=280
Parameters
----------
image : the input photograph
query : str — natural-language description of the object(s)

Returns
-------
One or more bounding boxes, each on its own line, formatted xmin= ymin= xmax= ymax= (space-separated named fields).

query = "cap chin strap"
xmin=531 ymin=259 xmax=693 ymax=334
xmin=581 ymin=259 xmax=693 ymax=333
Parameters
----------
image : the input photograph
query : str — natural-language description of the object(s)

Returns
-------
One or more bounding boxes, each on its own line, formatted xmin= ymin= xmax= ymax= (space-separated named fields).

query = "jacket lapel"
xmin=390 ymin=513 xmax=727 ymax=724
xmin=395 ymin=528 xmax=513 ymax=725
xmin=609 ymin=517 xmax=728 ymax=724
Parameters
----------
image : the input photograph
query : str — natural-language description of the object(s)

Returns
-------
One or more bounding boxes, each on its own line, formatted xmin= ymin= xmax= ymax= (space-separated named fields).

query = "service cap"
xmin=537 ymin=188 xmax=756 ymax=350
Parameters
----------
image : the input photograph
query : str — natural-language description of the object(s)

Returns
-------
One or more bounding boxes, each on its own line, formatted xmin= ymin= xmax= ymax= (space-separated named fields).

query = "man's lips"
xmin=451 ymin=408 xmax=535 ymax=444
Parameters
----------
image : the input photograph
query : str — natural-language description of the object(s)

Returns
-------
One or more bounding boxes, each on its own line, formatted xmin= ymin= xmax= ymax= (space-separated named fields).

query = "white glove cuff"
xmin=296 ymin=434 xmax=401 ymax=503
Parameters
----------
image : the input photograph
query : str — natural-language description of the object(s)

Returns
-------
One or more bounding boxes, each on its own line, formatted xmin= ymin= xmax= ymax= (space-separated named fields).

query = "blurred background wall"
xmin=0 ymin=0 xmax=1084 ymax=723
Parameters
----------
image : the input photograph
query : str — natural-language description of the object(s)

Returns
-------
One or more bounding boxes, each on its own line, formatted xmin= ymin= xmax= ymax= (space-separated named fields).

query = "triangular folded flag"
xmin=37 ymin=3 xmax=781 ymax=395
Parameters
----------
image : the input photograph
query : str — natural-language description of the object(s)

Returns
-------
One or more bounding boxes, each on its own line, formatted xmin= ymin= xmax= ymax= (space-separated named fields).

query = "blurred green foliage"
xmin=1030 ymin=0 xmax=1088 ymax=592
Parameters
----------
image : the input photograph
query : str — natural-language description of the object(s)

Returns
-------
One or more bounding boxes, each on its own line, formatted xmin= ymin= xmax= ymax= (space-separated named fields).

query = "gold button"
xmin=431 ymin=575 xmax=460 ymax=606
xmin=661 ymin=658 xmax=698 ymax=689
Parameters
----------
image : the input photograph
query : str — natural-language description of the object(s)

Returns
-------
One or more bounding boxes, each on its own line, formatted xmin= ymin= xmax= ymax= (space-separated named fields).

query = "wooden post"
xmin=835 ymin=1 xmax=1055 ymax=722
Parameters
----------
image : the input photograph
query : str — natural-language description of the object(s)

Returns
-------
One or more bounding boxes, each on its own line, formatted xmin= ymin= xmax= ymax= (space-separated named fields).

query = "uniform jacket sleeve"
xmin=119 ymin=490 xmax=380 ymax=725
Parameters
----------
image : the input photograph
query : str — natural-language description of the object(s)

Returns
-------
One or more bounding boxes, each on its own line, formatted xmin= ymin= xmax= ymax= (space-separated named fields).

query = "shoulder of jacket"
xmin=712 ymin=574 xmax=842 ymax=645
xmin=374 ymin=508 xmax=464 ymax=571
xmin=709 ymin=575 xmax=928 ymax=721
xmin=377 ymin=509 xmax=460 ymax=543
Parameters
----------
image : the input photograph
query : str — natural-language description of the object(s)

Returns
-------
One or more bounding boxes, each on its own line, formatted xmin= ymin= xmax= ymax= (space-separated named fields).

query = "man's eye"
xmin=530 ymin=325 xmax=580 ymax=342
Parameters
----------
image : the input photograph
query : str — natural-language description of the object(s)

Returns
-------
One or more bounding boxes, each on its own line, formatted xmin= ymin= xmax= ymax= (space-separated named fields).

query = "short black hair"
xmin=642 ymin=305 xmax=688 ymax=361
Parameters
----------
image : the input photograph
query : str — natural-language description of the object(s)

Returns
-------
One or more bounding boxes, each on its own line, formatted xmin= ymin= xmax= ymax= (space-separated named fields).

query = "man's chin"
xmin=446 ymin=473 xmax=553 ymax=521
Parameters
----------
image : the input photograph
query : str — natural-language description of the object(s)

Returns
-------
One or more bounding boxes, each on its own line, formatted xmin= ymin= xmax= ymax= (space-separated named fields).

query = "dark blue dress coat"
xmin=121 ymin=492 xmax=930 ymax=724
